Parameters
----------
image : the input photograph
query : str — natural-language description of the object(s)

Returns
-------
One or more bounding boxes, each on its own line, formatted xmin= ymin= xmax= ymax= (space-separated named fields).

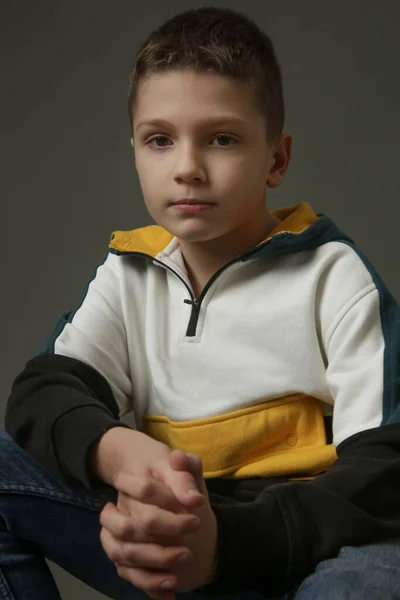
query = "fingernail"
xmin=186 ymin=519 xmax=200 ymax=533
xmin=188 ymin=489 xmax=202 ymax=497
xmin=178 ymin=553 xmax=189 ymax=563
xmin=161 ymin=580 xmax=173 ymax=589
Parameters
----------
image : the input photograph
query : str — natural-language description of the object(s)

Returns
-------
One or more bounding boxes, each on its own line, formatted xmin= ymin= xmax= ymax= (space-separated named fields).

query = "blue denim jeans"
xmin=0 ymin=429 xmax=399 ymax=600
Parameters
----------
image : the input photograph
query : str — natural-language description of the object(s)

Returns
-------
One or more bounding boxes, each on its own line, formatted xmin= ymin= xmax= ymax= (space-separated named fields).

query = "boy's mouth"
xmin=170 ymin=198 xmax=216 ymax=213
xmin=171 ymin=198 xmax=214 ymax=206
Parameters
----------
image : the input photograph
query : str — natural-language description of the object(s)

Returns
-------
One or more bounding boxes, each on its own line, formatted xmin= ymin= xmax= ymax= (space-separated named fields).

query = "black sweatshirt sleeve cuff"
xmin=202 ymin=491 xmax=289 ymax=597
xmin=52 ymin=405 xmax=132 ymax=490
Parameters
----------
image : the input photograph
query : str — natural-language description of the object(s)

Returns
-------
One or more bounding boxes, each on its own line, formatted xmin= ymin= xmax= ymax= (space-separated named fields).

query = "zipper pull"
xmin=183 ymin=298 xmax=200 ymax=307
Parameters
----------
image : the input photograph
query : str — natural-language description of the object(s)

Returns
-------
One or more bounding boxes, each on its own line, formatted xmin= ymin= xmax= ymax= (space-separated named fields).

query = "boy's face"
xmin=131 ymin=70 xmax=290 ymax=243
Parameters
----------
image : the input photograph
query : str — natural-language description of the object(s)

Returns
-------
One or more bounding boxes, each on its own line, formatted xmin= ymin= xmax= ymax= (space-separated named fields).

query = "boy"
xmin=3 ymin=6 xmax=400 ymax=600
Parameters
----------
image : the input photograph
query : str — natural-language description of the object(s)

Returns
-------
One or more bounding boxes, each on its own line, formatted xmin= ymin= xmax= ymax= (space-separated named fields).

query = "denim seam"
xmin=0 ymin=569 xmax=14 ymax=599
xmin=0 ymin=486 xmax=105 ymax=511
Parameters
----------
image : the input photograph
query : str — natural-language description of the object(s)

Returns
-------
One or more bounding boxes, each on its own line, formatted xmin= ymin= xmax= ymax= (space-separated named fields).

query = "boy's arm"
xmin=205 ymin=260 xmax=400 ymax=597
xmin=209 ymin=423 xmax=400 ymax=597
xmin=5 ymin=251 xmax=134 ymax=490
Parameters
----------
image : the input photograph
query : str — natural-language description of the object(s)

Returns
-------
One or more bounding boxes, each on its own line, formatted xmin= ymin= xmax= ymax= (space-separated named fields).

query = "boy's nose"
xmin=173 ymin=149 xmax=206 ymax=183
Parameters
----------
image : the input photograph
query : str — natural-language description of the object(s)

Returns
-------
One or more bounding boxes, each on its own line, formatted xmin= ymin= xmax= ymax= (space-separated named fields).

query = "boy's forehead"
xmin=134 ymin=70 xmax=262 ymax=126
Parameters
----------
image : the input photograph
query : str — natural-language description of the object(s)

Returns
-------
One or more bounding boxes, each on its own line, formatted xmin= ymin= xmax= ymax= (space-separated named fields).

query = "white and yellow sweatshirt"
xmin=6 ymin=202 xmax=400 ymax=597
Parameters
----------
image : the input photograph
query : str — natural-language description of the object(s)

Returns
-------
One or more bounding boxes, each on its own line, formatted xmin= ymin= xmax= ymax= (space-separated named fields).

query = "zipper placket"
xmin=161 ymin=238 xmax=273 ymax=336
xmin=113 ymin=238 xmax=273 ymax=337
xmin=182 ymin=256 xmax=246 ymax=336
xmin=112 ymin=250 xmax=199 ymax=334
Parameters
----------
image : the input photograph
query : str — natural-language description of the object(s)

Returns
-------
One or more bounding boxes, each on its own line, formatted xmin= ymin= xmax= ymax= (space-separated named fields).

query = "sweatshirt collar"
xmin=109 ymin=202 xmax=320 ymax=258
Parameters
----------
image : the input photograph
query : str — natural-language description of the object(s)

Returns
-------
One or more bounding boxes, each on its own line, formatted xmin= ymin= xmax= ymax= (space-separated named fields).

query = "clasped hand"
xmin=99 ymin=448 xmax=217 ymax=600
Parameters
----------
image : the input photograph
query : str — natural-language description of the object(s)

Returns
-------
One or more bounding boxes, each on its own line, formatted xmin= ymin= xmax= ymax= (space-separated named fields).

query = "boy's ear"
xmin=266 ymin=133 xmax=292 ymax=189
xmin=130 ymin=137 xmax=135 ymax=148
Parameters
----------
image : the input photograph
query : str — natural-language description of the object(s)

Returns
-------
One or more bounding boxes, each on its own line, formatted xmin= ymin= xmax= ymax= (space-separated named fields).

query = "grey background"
xmin=1 ymin=1 xmax=399 ymax=598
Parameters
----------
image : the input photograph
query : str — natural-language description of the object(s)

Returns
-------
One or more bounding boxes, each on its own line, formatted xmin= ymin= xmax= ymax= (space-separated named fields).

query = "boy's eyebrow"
xmin=136 ymin=116 xmax=249 ymax=130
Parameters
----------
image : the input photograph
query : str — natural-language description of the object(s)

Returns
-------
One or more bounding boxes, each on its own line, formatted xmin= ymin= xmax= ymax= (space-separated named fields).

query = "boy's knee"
xmin=0 ymin=429 xmax=39 ymax=480
xmin=0 ymin=429 xmax=19 ymax=456
xmin=295 ymin=568 xmax=368 ymax=600
xmin=294 ymin=544 xmax=400 ymax=600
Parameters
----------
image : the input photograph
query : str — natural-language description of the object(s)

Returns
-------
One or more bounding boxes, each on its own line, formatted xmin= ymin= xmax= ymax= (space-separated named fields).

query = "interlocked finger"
xmin=100 ymin=501 xmax=200 ymax=543
xmin=99 ymin=525 xmax=190 ymax=570
xmin=115 ymin=563 xmax=178 ymax=598
xmin=113 ymin=472 xmax=185 ymax=513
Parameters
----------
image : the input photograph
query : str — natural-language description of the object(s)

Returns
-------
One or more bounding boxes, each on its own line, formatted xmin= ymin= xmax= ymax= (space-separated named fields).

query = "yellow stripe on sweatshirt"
xmin=143 ymin=394 xmax=337 ymax=479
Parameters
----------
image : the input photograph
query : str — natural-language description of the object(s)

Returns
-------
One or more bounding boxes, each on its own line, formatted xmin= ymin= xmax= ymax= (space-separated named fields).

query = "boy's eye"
xmin=212 ymin=134 xmax=237 ymax=146
xmin=146 ymin=134 xmax=238 ymax=149
xmin=147 ymin=135 xmax=171 ymax=148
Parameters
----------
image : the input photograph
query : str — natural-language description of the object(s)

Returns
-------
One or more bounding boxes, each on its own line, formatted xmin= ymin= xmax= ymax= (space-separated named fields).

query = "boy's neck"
xmin=178 ymin=209 xmax=280 ymax=298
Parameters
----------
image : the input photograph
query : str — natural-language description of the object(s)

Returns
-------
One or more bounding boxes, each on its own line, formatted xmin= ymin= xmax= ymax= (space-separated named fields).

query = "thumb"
xmin=181 ymin=452 xmax=207 ymax=496
xmin=166 ymin=450 xmax=205 ymax=509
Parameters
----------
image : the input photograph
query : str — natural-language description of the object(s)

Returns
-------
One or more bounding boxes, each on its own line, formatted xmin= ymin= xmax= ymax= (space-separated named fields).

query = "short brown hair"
xmin=128 ymin=7 xmax=284 ymax=141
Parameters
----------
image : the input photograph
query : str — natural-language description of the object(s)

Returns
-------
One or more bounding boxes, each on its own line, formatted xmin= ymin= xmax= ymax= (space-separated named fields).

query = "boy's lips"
xmin=169 ymin=198 xmax=216 ymax=213
xmin=170 ymin=198 xmax=215 ymax=205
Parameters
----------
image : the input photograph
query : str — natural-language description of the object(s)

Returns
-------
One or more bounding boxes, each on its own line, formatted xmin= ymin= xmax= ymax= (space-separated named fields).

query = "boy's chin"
xmin=164 ymin=221 xmax=223 ymax=244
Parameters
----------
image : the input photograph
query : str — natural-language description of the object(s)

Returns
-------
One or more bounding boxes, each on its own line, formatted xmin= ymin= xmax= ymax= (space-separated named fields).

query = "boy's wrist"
xmin=89 ymin=426 xmax=138 ymax=485
xmin=90 ymin=426 xmax=170 ymax=485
